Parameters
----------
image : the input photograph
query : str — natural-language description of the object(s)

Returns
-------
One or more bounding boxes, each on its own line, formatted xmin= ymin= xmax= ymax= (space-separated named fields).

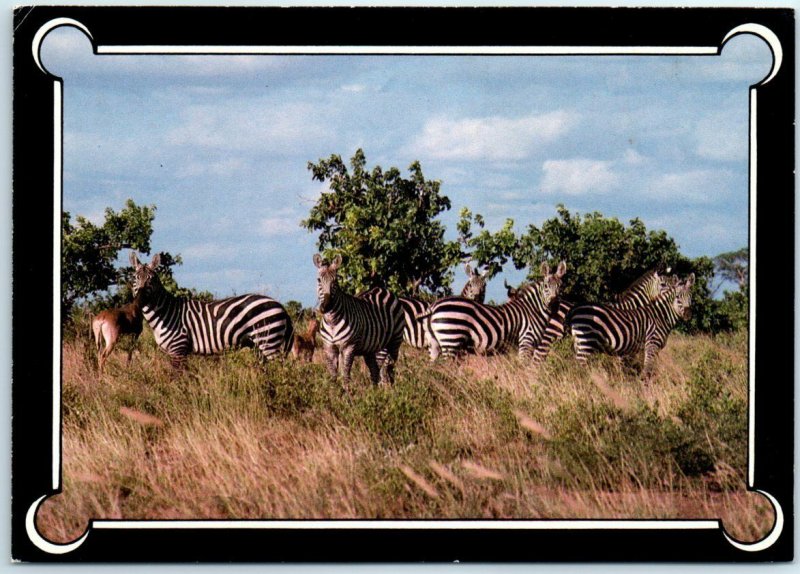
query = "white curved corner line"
xmin=723 ymin=490 xmax=784 ymax=552
xmin=722 ymin=23 xmax=783 ymax=85
xmin=32 ymin=17 xmax=94 ymax=74
xmin=26 ymin=495 xmax=89 ymax=555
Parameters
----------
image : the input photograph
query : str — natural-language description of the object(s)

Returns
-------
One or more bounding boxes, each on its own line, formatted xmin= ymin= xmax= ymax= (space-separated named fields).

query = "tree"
xmin=520 ymin=205 xmax=718 ymax=333
xmin=303 ymin=149 xmax=463 ymax=296
xmin=456 ymin=208 xmax=524 ymax=278
xmin=713 ymin=248 xmax=748 ymax=294
xmin=62 ymin=200 xmax=184 ymax=321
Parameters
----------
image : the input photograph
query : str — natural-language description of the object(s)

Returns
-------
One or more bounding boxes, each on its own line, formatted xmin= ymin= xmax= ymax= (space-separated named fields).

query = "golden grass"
xmin=37 ymin=327 xmax=772 ymax=545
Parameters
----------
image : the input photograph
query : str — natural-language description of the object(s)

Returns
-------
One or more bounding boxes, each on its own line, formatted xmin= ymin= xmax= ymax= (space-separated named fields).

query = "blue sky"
xmin=42 ymin=26 xmax=772 ymax=306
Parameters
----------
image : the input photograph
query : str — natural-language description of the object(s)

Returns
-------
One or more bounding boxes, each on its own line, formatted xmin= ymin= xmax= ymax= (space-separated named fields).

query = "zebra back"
xmin=131 ymin=252 xmax=293 ymax=365
xmin=426 ymin=262 xmax=565 ymax=358
xmin=568 ymin=275 xmax=693 ymax=362
xmin=529 ymin=267 xmax=672 ymax=365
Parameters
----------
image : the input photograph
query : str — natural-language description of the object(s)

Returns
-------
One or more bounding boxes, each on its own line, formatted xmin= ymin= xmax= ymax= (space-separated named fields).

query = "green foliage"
xmin=520 ymin=205 xmax=721 ymax=332
xmin=62 ymin=200 xmax=191 ymax=319
xmin=713 ymin=247 xmax=748 ymax=293
xmin=456 ymin=208 xmax=526 ymax=278
xmin=62 ymin=200 xmax=155 ymax=318
xmin=677 ymin=349 xmax=748 ymax=472
xmin=303 ymin=149 xmax=462 ymax=296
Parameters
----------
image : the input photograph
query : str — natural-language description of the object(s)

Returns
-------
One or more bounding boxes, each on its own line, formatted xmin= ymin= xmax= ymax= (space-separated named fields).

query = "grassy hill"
xmin=38 ymin=323 xmax=772 ymax=544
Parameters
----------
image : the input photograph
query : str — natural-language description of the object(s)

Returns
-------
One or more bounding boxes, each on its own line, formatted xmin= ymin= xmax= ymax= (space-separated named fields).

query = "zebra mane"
xmin=613 ymin=268 xmax=660 ymax=302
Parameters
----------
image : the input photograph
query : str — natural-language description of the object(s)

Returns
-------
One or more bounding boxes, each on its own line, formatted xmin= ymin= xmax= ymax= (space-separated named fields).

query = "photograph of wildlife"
xmin=26 ymin=12 xmax=787 ymax=557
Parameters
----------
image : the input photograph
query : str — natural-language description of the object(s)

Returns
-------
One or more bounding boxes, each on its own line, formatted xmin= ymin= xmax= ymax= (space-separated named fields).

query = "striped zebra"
xmin=399 ymin=263 xmax=488 ymax=349
xmin=567 ymin=273 xmax=695 ymax=380
xmin=130 ymin=252 xmax=293 ymax=368
xmin=522 ymin=266 xmax=674 ymax=364
xmin=313 ymin=254 xmax=405 ymax=386
xmin=422 ymin=261 xmax=567 ymax=360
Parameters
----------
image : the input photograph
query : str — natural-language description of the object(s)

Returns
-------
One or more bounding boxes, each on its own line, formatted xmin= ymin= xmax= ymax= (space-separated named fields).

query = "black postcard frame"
xmin=11 ymin=5 xmax=795 ymax=562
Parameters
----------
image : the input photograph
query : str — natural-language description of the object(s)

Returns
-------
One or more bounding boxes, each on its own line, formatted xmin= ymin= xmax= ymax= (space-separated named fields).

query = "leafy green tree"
xmin=456 ymin=208 xmax=524 ymax=278
xmin=303 ymin=149 xmax=462 ymax=296
xmin=62 ymin=200 xmax=187 ymax=321
xmin=520 ymin=205 xmax=718 ymax=333
xmin=713 ymin=247 xmax=748 ymax=294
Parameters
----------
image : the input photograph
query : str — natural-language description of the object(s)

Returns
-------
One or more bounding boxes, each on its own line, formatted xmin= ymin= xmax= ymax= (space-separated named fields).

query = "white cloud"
xmin=180 ymin=243 xmax=237 ymax=261
xmin=646 ymin=169 xmax=735 ymax=204
xmin=645 ymin=212 xmax=745 ymax=257
xmin=540 ymin=158 xmax=619 ymax=195
xmin=408 ymin=110 xmax=578 ymax=161
xmin=259 ymin=208 xmax=303 ymax=237
xmin=341 ymin=84 xmax=367 ymax=93
xmin=165 ymin=102 xmax=331 ymax=151
xmin=175 ymin=157 xmax=248 ymax=178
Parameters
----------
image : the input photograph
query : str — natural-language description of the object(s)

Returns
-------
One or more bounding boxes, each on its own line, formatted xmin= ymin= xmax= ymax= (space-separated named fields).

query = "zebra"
xmin=422 ymin=261 xmax=567 ymax=360
xmin=130 ymin=252 xmax=293 ymax=368
xmin=567 ymin=273 xmax=695 ymax=380
xmin=313 ymin=254 xmax=405 ymax=387
xmin=522 ymin=266 xmax=675 ymax=364
xmin=399 ymin=263 xmax=489 ymax=349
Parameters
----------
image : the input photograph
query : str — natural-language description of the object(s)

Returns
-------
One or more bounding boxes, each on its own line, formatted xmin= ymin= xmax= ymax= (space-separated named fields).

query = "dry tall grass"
xmin=38 ymin=327 xmax=772 ymax=545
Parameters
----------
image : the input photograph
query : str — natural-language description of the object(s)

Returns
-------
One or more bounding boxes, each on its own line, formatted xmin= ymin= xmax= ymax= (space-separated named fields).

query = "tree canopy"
xmin=61 ymin=200 xmax=192 ymax=321
xmin=303 ymin=149 xmax=463 ymax=296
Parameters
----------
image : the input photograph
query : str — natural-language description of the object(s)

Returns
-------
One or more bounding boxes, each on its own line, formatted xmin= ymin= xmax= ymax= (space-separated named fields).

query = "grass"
xmin=38 ymin=325 xmax=773 ymax=545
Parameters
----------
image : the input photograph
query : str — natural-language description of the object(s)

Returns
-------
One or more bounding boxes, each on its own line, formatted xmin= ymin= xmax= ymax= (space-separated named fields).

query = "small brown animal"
xmin=91 ymin=293 xmax=144 ymax=373
xmin=292 ymin=317 xmax=319 ymax=362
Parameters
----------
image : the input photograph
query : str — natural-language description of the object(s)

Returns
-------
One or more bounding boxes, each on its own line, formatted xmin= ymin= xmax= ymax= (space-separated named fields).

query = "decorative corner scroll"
xmin=32 ymin=17 xmax=94 ymax=76
xmin=26 ymin=495 xmax=90 ymax=555
xmin=722 ymin=23 xmax=783 ymax=86
xmin=722 ymin=490 xmax=785 ymax=552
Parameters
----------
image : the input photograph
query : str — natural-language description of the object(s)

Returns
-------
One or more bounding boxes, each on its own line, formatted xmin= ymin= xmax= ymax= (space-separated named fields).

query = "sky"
xmin=41 ymin=26 xmax=772 ymax=307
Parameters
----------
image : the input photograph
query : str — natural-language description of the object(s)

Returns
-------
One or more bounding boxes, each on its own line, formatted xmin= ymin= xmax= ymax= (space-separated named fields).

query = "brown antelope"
xmin=91 ymin=293 xmax=144 ymax=373
xmin=292 ymin=317 xmax=320 ymax=362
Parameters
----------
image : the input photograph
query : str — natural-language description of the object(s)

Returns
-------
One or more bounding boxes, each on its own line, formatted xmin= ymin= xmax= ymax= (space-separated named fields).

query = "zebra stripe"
xmin=527 ymin=267 xmax=672 ymax=364
xmin=424 ymin=261 xmax=566 ymax=359
xmin=131 ymin=253 xmax=293 ymax=368
xmin=399 ymin=264 xmax=488 ymax=349
xmin=567 ymin=274 xmax=694 ymax=379
xmin=314 ymin=254 xmax=405 ymax=386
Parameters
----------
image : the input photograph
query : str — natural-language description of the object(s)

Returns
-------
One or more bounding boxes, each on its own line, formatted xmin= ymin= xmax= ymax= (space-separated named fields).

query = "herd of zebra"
xmin=91 ymin=252 xmax=695 ymax=386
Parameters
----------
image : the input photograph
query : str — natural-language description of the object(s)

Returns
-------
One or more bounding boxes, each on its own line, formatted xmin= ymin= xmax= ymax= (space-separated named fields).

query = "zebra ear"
xmin=129 ymin=251 xmax=141 ymax=268
xmin=150 ymin=252 xmax=162 ymax=269
xmin=540 ymin=261 xmax=551 ymax=277
xmin=464 ymin=263 xmax=473 ymax=277
xmin=556 ymin=260 xmax=567 ymax=278
xmin=313 ymin=253 xmax=324 ymax=269
xmin=331 ymin=254 xmax=342 ymax=271
xmin=481 ymin=267 xmax=489 ymax=279
xmin=685 ymin=273 xmax=695 ymax=288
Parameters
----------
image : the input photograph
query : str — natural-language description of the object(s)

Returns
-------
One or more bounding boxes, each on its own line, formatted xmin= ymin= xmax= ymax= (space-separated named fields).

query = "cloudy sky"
xmin=41 ymin=26 xmax=772 ymax=306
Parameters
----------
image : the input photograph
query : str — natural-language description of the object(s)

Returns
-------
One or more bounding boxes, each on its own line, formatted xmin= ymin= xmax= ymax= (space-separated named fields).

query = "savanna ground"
xmin=38 ymin=321 xmax=774 ymax=545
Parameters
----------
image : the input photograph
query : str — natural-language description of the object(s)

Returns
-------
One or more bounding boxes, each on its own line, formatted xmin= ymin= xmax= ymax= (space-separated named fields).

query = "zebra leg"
xmin=339 ymin=347 xmax=357 ymax=387
xmin=379 ymin=341 xmax=401 ymax=386
xmin=363 ymin=353 xmax=382 ymax=386
xmin=324 ymin=344 xmax=340 ymax=378
xmin=641 ymin=342 xmax=660 ymax=382
xmin=170 ymin=353 xmax=188 ymax=370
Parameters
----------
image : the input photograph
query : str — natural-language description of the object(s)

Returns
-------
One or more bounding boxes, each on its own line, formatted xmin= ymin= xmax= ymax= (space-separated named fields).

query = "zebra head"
xmin=313 ymin=253 xmax=342 ymax=313
xmin=130 ymin=252 xmax=163 ymax=300
xmin=504 ymin=278 xmax=519 ymax=301
xmin=672 ymin=273 xmax=695 ymax=320
xmin=462 ymin=263 xmax=488 ymax=302
xmin=538 ymin=260 xmax=567 ymax=308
